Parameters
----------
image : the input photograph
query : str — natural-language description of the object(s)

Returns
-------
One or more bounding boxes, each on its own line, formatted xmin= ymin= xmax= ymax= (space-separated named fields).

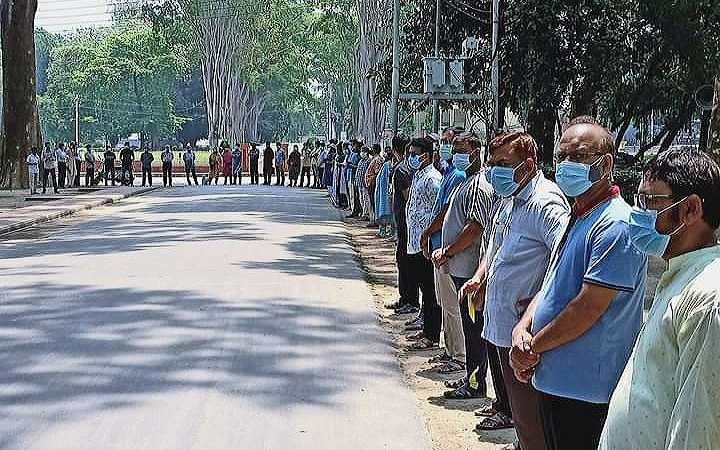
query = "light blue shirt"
xmin=431 ymin=167 xmax=466 ymax=251
xmin=483 ymin=172 xmax=570 ymax=347
xmin=531 ymin=196 xmax=648 ymax=404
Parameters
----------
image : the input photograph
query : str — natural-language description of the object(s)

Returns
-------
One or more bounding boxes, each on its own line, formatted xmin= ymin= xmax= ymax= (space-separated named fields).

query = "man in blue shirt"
xmin=510 ymin=117 xmax=647 ymax=450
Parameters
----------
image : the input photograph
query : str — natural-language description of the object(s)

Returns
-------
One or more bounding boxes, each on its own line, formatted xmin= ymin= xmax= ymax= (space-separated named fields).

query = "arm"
xmin=421 ymin=204 xmax=450 ymax=257
xmin=434 ymin=221 xmax=483 ymax=267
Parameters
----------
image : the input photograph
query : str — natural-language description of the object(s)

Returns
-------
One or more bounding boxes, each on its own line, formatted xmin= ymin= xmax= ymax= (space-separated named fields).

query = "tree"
xmin=708 ymin=78 xmax=720 ymax=158
xmin=1 ymin=0 xmax=42 ymax=187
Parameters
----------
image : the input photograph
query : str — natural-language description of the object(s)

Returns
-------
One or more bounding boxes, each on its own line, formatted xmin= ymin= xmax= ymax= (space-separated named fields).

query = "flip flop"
xmin=407 ymin=338 xmax=438 ymax=351
xmin=474 ymin=404 xmax=498 ymax=417
xmin=475 ymin=412 xmax=514 ymax=431
xmin=443 ymin=384 xmax=485 ymax=400
xmin=438 ymin=359 xmax=466 ymax=374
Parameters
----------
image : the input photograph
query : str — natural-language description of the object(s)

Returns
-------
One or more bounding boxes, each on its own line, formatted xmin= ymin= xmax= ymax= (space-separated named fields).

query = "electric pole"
xmin=74 ymin=95 xmax=80 ymax=144
xmin=390 ymin=0 xmax=401 ymax=136
xmin=491 ymin=0 xmax=503 ymax=132
xmin=432 ymin=0 xmax=441 ymax=133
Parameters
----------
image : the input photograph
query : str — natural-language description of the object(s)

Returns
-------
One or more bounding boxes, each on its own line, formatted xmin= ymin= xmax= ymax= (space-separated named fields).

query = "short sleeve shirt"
xmin=406 ymin=165 xmax=442 ymax=255
xmin=531 ymin=196 xmax=648 ymax=404
xmin=430 ymin=167 xmax=466 ymax=251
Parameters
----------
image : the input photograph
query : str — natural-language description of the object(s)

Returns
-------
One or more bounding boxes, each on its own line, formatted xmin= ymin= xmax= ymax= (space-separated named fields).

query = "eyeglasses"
xmin=634 ymin=193 xmax=675 ymax=210
xmin=554 ymin=152 xmax=605 ymax=164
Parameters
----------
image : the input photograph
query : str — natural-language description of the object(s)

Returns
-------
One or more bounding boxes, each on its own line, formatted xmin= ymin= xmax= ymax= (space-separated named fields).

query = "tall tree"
xmin=1 ymin=0 xmax=41 ymax=187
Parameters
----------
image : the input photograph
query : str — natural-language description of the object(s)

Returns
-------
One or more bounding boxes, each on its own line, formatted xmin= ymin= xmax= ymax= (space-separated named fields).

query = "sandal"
xmin=438 ymin=359 xmax=466 ymax=374
xmin=407 ymin=331 xmax=424 ymax=341
xmin=443 ymin=383 xmax=485 ymax=400
xmin=475 ymin=412 xmax=514 ymax=431
xmin=428 ymin=352 xmax=451 ymax=364
xmin=474 ymin=404 xmax=498 ymax=417
xmin=444 ymin=377 xmax=467 ymax=389
xmin=407 ymin=338 xmax=438 ymax=352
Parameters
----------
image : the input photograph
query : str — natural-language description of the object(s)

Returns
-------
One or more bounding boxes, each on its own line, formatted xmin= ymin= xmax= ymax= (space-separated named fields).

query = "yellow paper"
xmin=468 ymin=291 xmax=476 ymax=323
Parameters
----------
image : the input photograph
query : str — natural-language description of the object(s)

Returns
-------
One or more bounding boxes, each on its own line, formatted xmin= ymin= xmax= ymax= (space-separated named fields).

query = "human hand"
xmin=514 ymin=368 xmax=534 ymax=384
xmin=510 ymin=328 xmax=540 ymax=374
xmin=421 ymin=234 xmax=432 ymax=259
xmin=431 ymin=249 xmax=448 ymax=267
xmin=459 ymin=276 xmax=483 ymax=302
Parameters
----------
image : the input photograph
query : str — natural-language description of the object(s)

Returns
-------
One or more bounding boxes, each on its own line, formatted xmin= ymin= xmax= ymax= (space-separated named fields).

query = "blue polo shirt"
xmin=531 ymin=196 xmax=647 ymax=404
xmin=431 ymin=166 xmax=466 ymax=250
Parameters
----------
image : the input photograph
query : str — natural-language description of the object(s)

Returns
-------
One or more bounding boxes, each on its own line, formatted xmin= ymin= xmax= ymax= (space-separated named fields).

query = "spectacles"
xmin=554 ymin=152 xmax=605 ymax=164
xmin=634 ymin=193 xmax=674 ymax=210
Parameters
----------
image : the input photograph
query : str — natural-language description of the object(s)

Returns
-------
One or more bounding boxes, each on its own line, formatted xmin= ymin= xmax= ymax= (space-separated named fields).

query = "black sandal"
xmin=475 ymin=412 xmax=514 ymax=430
xmin=474 ymin=404 xmax=498 ymax=417
xmin=443 ymin=384 xmax=484 ymax=400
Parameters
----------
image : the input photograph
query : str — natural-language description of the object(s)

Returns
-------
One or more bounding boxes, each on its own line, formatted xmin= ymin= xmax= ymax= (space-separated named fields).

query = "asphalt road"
xmin=0 ymin=185 xmax=432 ymax=450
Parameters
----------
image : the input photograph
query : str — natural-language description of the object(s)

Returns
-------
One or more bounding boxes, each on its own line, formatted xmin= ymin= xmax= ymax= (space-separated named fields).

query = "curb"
xmin=0 ymin=186 xmax=161 ymax=237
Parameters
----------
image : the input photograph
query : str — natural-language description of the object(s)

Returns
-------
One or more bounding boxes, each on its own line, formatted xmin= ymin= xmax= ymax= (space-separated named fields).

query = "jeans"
xmin=105 ymin=164 xmax=115 ymax=186
xmin=250 ymin=161 xmax=259 ymax=184
xmin=57 ymin=162 xmax=67 ymax=188
xmin=142 ymin=167 xmax=153 ymax=186
xmin=85 ymin=167 xmax=94 ymax=186
xmin=162 ymin=162 xmax=173 ymax=186
xmin=275 ymin=167 xmax=285 ymax=185
xmin=185 ymin=166 xmax=198 ymax=185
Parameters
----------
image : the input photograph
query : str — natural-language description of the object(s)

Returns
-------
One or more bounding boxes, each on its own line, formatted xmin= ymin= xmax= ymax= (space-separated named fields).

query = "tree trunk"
xmin=658 ymin=96 xmax=694 ymax=154
xmin=698 ymin=108 xmax=711 ymax=152
xmin=708 ymin=78 xmax=720 ymax=159
xmin=1 ymin=0 xmax=41 ymax=188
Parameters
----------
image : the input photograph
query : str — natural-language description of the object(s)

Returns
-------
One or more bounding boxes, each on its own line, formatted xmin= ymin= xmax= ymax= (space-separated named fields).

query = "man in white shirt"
xmin=42 ymin=142 xmax=59 ymax=194
xmin=56 ymin=142 xmax=68 ymax=188
xmin=26 ymin=147 xmax=40 ymax=195
xmin=600 ymin=147 xmax=720 ymax=449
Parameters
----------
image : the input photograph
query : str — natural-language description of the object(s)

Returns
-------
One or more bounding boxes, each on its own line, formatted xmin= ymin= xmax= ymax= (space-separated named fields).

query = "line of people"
xmin=328 ymin=118 xmax=720 ymax=450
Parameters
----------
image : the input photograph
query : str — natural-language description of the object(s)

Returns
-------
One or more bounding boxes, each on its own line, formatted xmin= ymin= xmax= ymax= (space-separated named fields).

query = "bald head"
xmin=562 ymin=118 xmax=614 ymax=155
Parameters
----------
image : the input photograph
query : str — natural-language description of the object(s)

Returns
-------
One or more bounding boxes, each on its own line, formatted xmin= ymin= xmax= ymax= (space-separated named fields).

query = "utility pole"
xmin=708 ymin=78 xmax=720 ymax=158
xmin=491 ymin=0 xmax=503 ymax=132
xmin=432 ymin=0 xmax=441 ymax=133
xmin=74 ymin=95 xmax=80 ymax=144
xmin=390 ymin=0 xmax=401 ymax=136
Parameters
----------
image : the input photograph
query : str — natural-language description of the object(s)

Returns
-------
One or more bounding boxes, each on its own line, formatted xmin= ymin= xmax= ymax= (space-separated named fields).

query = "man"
xmin=275 ymin=142 xmax=286 ymax=186
xmin=420 ymin=128 xmax=468 ymax=375
xmin=103 ymin=146 xmax=116 ymax=186
xmin=73 ymin=143 xmax=82 ymax=187
xmin=232 ymin=144 xmax=243 ymax=185
xmin=84 ymin=145 xmax=96 ymax=187
xmin=599 ymin=148 xmax=720 ymax=449
xmin=140 ymin=147 xmax=154 ymax=187
xmin=301 ymin=143 xmax=313 ymax=187
xmin=386 ymin=135 xmax=419 ymax=314
xmin=119 ymin=143 xmax=135 ymax=186
xmin=56 ymin=142 xmax=68 ymax=188
xmin=66 ymin=142 xmax=78 ymax=187
xmin=311 ymin=142 xmax=321 ymax=188
xmin=405 ymin=137 xmax=443 ymax=351
xmin=183 ymin=145 xmax=199 ymax=186
xmin=41 ymin=142 xmax=59 ymax=194
xmin=364 ymin=144 xmax=384 ymax=228
xmin=248 ymin=143 xmax=260 ymax=185
xmin=263 ymin=142 xmax=274 ymax=185
xmin=345 ymin=143 xmax=361 ymax=217
xmin=510 ymin=118 xmax=647 ymax=450
xmin=288 ymin=144 xmax=301 ymax=187
xmin=161 ymin=145 xmax=174 ymax=187
xmin=355 ymin=147 xmax=372 ymax=221
xmin=26 ymin=147 xmax=40 ymax=195
xmin=462 ymin=132 xmax=570 ymax=445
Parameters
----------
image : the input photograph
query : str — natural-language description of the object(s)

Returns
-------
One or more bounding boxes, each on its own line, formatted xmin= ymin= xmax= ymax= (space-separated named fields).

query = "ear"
xmin=682 ymin=194 xmax=704 ymax=227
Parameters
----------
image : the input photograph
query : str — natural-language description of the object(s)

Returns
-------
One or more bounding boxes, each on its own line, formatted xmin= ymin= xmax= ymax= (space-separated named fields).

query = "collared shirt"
xmin=26 ymin=153 xmax=40 ymax=174
xmin=483 ymin=172 xmax=570 ymax=348
xmin=356 ymin=157 xmax=371 ymax=188
xmin=531 ymin=196 xmax=648 ymax=403
xmin=43 ymin=148 xmax=58 ymax=169
xmin=183 ymin=151 xmax=195 ymax=168
xmin=600 ymin=245 xmax=720 ymax=449
xmin=140 ymin=151 xmax=154 ymax=167
xmin=431 ymin=166 xmax=466 ymax=251
xmin=56 ymin=149 xmax=68 ymax=163
xmin=161 ymin=150 xmax=173 ymax=163
xmin=442 ymin=171 xmax=497 ymax=278
xmin=406 ymin=164 xmax=442 ymax=255
xmin=275 ymin=149 xmax=286 ymax=166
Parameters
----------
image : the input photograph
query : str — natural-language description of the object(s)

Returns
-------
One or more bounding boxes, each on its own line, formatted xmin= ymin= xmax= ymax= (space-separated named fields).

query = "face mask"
xmin=629 ymin=198 xmax=687 ymax=256
xmin=453 ymin=153 xmax=471 ymax=171
xmin=439 ymin=144 xmax=453 ymax=161
xmin=555 ymin=157 xmax=604 ymax=198
xmin=486 ymin=162 xmax=525 ymax=198
xmin=408 ymin=154 xmax=423 ymax=170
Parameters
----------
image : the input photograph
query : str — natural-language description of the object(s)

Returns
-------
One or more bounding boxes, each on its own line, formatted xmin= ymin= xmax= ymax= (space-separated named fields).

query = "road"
xmin=0 ymin=185 xmax=432 ymax=450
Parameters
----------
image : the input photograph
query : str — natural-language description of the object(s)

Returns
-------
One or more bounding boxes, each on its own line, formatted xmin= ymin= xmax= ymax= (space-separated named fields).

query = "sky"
xmin=36 ymin=0 xmax=114 ymax=33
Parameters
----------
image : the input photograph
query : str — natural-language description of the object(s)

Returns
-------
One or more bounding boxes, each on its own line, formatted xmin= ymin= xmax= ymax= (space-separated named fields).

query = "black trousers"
xmin=263 ymin=165 xmax=273 ymax=184
xmin=316 ymin=166 xmax=324 ymax=187
xmin=275 ymin=167 xmax=285 ymax=185
xmin=250 ymin=162 xmax=259 ymax=184
xmin=122 ymin=163 xmax=133 ymax=186
xmin=142 ymin=167 xmax=153 ymax=186
xmin=162 ymin=163 xmax=173 ymax=186
xmin=452 ymin=276 xmax=489 ymax=396
xmin=104 ymin=165 xmax=115 ymax=186
xmin=43 ymin=168 xmax=58 ymax=192
xmin=300 ymin=166 xmax=312 ymax=186
xmin=407 ymin=252 xmax=441 ymax=342
xmin=538 ymin=391 xmax=609 ymax=450
xmin=85 ymin=167 xmax=94 ymax=187
xmin=395 ymin=217 xmax=419 ymax=307
xmin=232 ymin=166 xmax=242 ymax=185
xmin=185 ymin=166 xmax=198 ymax=185
xmin=57 ymin=162 xmax=67 ymax=188
xmin=74 ymin=160 xmax=81 ymax=187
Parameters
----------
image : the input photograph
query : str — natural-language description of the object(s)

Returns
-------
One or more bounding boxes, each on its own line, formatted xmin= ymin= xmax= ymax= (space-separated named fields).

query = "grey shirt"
xmin=442 ymin=171 xmax=497 ymax=279
xmin=482 ymin=172 xmax=570 ymax=348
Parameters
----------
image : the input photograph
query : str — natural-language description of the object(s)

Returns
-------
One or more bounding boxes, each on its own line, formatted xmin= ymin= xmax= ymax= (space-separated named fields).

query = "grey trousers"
xmin=435 ymin=266 xmax=465 ymax=362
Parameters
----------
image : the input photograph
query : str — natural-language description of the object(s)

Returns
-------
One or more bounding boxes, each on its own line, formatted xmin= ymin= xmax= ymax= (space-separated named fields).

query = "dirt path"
xmin=344 ymin=217 xmax=515 ymax=450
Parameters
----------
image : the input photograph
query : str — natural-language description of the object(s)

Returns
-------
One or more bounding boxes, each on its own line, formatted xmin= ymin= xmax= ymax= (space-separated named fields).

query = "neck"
xmin=664 ymin=228 xmax=717 ymax=261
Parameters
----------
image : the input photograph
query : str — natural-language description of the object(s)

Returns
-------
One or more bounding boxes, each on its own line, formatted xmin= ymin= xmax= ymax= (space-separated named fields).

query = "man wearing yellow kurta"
xmin=600 ymin=147 xmax=720 ymax=450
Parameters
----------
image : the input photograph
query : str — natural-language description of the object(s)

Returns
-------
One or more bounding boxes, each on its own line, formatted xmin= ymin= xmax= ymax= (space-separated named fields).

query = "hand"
xmin=510 ymin=328 xmax=540 ymax=374
xmin=431 ymin=249 xmax=449 ymax=268
xmin=514 ymin=367 xmax=534 ymax=384
xmin=421 ymin=234 xmax=431 ymax=259
xmin=459 ymin=276 xmax=483 ymax=302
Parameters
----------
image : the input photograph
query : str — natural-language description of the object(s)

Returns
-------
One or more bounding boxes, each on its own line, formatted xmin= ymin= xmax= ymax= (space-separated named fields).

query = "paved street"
xmin=0 ymin=186 xmax=432 ymax=450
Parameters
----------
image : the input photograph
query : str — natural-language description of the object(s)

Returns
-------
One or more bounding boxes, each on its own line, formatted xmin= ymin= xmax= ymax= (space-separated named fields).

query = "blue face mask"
xmin=439 ymin=144 xmax=453 ymax=161
xmin=452 ymin=153 xmax=471 ymax=171
xmin=486 ymin=162 xmax=524 ymax=198
xmin=629 ymin=199 xmax=687 ymax=256
xmin=555 ymin=158 xmax=604 ymax=198
xmin=408 ymin=154 xmax=423 ymax=170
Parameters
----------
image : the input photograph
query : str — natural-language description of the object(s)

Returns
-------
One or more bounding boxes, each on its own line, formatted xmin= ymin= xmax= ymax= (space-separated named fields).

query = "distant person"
xmin=84 ymin=144 xmax=95 ymax=187
xmin=56 ymin=142 xmax=68 ymax=188
xmin=103 ymin=146 xmax=116 ymax=186
xmin=66 ymin=142 xmax=77 ymax=188
xmin=274 ymin=142 xmax=286 ymax=186
xmin=26 ymin=146 xmax=40 ymax=195
xmin=183 ymin=145 xmax=199 ymax=186
xmin=249 ymin=143 xmax=260 ymax=185
xmin=222 ymin=147 xmax=232 ymax=185
xmin=119 ymin=143 xmax=135 ymax=186
xmin=288 ymin=144 xmax=301 ymax=187
xmin=311 ymin=143 xmax=321 ymax=188
xmin=301 ymin=143 xmax=312 ymax=187
xmin=263 ymin=142 xmax=274 ymax=185
xmin=41 ymin=142 xmax=59 ymax=194
xmin=209 ymin=148 xmax=222 ymax=185
xmin=161 ymin=145 xmax=174 ymax=187
xmin=232 ymin=144 xmax=243 ymax=185
xmin=140 ymin=147 xmax=154 ymax=187
xmin=74 ymin=143 xmax=82 ymax=187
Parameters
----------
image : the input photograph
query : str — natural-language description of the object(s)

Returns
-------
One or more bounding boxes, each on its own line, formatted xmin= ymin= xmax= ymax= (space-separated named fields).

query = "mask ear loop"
xmin=513 ymin=159 xmax=533 ymax=187
xmin=657 ymin=196 xmax=689 ymax=236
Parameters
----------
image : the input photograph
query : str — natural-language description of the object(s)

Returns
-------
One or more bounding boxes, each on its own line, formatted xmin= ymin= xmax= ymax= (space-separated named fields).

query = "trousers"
xmin=538 ymin=391 xmax=609 ymax=450
xmin=435 ymin=268 xmax=465 ymax=362
xmin=408 ymin=252 xmax=441 ymax=343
